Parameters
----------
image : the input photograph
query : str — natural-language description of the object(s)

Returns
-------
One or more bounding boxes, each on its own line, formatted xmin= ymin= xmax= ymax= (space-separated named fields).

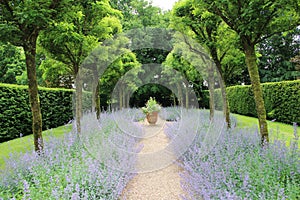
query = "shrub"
xmin=200 ymin=80 xmax=300 ymax=124
xmin=262 ymin=81 xmax=300 ymax=124
xmin=0 ymin=83 xmax=73 ymax=142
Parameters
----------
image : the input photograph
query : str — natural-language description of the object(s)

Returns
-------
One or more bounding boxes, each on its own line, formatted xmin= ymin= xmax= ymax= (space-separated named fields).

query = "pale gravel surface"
xmin=121 ymin=117 xmax=185 ymax=200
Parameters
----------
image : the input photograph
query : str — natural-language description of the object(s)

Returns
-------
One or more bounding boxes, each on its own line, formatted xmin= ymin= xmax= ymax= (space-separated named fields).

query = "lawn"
xmin=233 ymin=113 xmax=300 ymax=145
xmin=0 ymin=124 xmax=72 ymax=169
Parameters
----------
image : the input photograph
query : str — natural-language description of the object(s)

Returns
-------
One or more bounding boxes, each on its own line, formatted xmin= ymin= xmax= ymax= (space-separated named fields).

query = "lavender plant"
xmin=115 ymin=108 xmax=145 ymax=122
xmin=165 ymin=109 xmax=299 ymax=200
xmin=160 ymin=107 xmax=181 ymax=122
xmin=0 ymin=111 xmax=142 ymax=199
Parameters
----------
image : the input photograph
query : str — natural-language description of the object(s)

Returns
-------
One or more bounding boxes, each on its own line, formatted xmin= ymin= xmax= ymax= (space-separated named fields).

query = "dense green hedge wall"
xmin=201 ymin=80 xmax=300 ymax=125
xmin=0 ymin=84 xmax=74 ymax=143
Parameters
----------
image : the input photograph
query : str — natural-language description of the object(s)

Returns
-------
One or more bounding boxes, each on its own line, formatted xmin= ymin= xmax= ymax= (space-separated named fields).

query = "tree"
xmin=130 ymin=84 xmax=175 ymax=107
xmin=163 ymin=52 xmax=204 ymax=108
xmin=39 ymin=0 xmax=122 ymax=131
xmin=110 ymin=0 xmax=163 ymax=30
xmin=110 ymin=0 xmax=174 ymax=104
xmin=172 ymin=0 xmax=240 ymax=127
xmin=291 ymin=54 xmax=300 ymax=79
xmin=200 ymin=0 xmax=300 ymax=143
xmin=0 ymin=42 xmax=25 ymax=84
xmin=167 ymin=33 xmax=218 ymax=118
xmin=99 ymin=52 xmax=142 ymax=109
xmin=0 ymin=0 xmax=69 ymax=152
xmin=258 ymin=27 xmax=300 ymax=82
xmin=111 ymin=0 xmax=170 ymax=64
xmin=91 ymin=0 xmax=169 ymax=110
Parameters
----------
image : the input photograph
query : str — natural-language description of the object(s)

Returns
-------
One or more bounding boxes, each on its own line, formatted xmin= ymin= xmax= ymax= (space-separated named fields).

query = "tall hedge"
xmin=201 ymin=80 xmax=300 ymax=125
xmin=0 ymin=84 xmax=74 ymax=142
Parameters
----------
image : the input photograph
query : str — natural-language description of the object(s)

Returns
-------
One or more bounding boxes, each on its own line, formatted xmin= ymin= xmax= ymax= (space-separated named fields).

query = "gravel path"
xmin=121 ymin=117 xmax=184 ymax=200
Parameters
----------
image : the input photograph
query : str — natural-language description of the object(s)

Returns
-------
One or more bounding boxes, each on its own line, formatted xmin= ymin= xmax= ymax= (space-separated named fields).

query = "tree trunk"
xmin=210 ymin=47 xmax=231 ymax=128
xmin=126 ymin=92 xmax=130 ymax=108
xmin=92 ymin=69 xmax=100 ymax=119
xmin=185 ymin=84 xmax=189 ymax=109
xmin=23 ymin=34 xmax=43 ymax=153
xmin=75 ymin=72 xmax=83 ymax=134
xmin=92 ymin=74 xmax=96 ymax=112
xmin=242 ymin=40 xmax=269 ymax=143
xmin=215 ymin=62 xmax=231 ymax=128
xmin=173 ymin=93 xmax=176 ymax=106
xmin=177 ymin=82 xmax=183 ymax=107
xmin=95 ymin=82 xmax=100 ymax=119
xmin=119 ymin=88 xmax=123 ymax=109
xmin=122 ymin=88 xmax=126 ymax=108
xmin=208 ymin=64 xmax=215 ymax=120
xmin=219 ymin=75 xmax=231 ymax=128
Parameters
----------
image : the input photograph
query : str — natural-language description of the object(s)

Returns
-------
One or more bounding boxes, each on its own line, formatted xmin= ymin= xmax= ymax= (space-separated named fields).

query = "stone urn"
xmin=146 ymin=111 xmax=158 ymax=124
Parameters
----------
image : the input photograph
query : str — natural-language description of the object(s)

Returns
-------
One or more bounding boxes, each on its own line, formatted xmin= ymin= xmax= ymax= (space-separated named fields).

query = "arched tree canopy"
xmin=130 ymin=83 xmax=176 ymax=107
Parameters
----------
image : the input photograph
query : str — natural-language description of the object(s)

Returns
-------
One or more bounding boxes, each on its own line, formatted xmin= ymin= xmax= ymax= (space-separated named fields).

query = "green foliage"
xmin=163 ymin=52 xmax=204 ymax=99
xmin=141 ymin=97 xmax=161 ymax=114
xmin=226 ymin=86 xmax=260 ymax=117
xmin=39 ymin=58 xmax=73 ymax=88
xmin=200 ymin=0 xmax=300 ymax=43
xmin=262 ymin=81 xmax=300 ymax=124
xmin=110 ymin=0 xmax=170 ymax=72
xmin=110 ymin=0 xmax=163 ymax=30
xmin=0 ymin=46 xmax=52 ymax=88
xmin=172 ymin=0 xmax=249 ymax=86
xmin=202 ymin=80 xmax=300 ymax=124
xmin=130 ymin=84 xmax=175 ymax=108
xmin=0 ymin=43 xmax=25 ymax=84
xmin=0 ymin=0 xmax=69 ymax=46
xmin=0 ymin=84 xmax=73 ymax=142
xmin=100 ymin=52 xmax=142 ymax=108
xmin=39 ymin=0 xmax=122 ymax=75
xmin=258 ymin=28 xmax=300 ymax=82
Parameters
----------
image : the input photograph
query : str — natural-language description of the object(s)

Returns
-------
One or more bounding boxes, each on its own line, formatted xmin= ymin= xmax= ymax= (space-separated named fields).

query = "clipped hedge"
xmin=0 ymin=84 xmax=74 ymax=143
xmin=201 ymin=80 xmax=300 ymax=125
